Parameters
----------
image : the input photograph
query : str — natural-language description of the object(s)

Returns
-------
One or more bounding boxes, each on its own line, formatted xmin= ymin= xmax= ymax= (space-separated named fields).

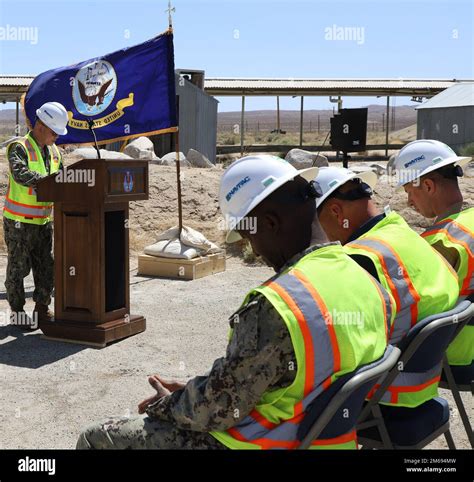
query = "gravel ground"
xmin=0 ymin=254 xmax=472 ymax=450
xmin=0 ymin=156 xmax=472 ymax=450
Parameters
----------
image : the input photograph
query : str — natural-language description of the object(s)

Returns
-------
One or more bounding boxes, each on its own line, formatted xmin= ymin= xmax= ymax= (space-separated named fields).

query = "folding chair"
xmin=357 ymin=300 xmax=474 ymax=450
xmin=439 ymin=301 xmax=474 ymax=448
xmin=297 ymin=344 xmax=401 ymax=449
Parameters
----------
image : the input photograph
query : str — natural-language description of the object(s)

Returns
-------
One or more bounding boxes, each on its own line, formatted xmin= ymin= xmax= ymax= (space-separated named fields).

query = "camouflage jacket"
xmin=145 ymin=242 xmax=338 ymax=432
xmin=7 ymin=133 xmax=62 ymax=187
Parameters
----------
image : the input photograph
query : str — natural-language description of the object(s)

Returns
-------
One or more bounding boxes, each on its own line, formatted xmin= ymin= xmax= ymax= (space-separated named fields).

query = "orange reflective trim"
xmin=369 ymin=237 xmax=420 ymax=327
xmin=267 ymin=281 xmax=315 ymax=398
xmin=349 ymin=242 xmax=400 ymax=339
xmin=424 ymin=228 xmax=474 ymax=295
xmin=371 ymin=375 xmax=441 ymax=404
xmin=227 ymin=427 xmax=248 ymax=443
xmin=249 ymin=409 xmax=277 ymax=430
xmin=247 ymin=430 xmax=357 ymax=449
xmin=310 ymin=429 xmax=357 ymax=446
xmin=6 ymin=195 xmax=52 ymax=210
xmin=365 ymin=271 xmax=390 ymax=342
xmin=291 ymin=269 xmax=341 ymax=373
xmin=3 ymin=206 xmax=49 ymax=219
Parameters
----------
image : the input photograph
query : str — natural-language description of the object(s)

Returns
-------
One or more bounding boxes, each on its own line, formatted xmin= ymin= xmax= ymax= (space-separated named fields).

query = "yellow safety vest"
xmin=210 ymin=244 xmax=394 ymax=449
xmin=4 ymin=132 xmax=61 ymax=225
xmin=422 ymin=208 xmax=474 ymax=366
xmin=344 ymin=211 xmax=460 ymax=407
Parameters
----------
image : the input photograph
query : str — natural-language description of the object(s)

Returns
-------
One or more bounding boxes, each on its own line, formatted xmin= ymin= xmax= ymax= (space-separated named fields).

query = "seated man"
xmin=392 ymin=139 xmax=473 ymax=372
xmin=314 ymin=166 xmax=459 ymax=407
xmin=77 ymin=155 xmax=393 ymax=450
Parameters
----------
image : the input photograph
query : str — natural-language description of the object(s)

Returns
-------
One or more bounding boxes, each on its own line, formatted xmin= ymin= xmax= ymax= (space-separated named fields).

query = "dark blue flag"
xmin=24 ymin=29 xmax=177 ymax=145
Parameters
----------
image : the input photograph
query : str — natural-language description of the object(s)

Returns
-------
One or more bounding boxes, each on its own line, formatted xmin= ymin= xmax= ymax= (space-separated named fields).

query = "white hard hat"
xmin=391 ymin=139 xmax=471 ymax=188
xmin=314 ymin=166 xmax=378 ymax=208
xmin=219 ymin=155 xmax=319 ymax=243
xmin=36 ymin=102 xmax=68 ymax=135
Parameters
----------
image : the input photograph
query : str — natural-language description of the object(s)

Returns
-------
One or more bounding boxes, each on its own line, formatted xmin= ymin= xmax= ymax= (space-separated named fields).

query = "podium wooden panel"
xmin=36 ymin=158 xmax=148 ymax=347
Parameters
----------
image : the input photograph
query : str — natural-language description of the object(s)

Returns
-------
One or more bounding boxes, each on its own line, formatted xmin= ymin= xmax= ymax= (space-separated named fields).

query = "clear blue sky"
xmin=1 ymin=0 xmax=473 ymax=111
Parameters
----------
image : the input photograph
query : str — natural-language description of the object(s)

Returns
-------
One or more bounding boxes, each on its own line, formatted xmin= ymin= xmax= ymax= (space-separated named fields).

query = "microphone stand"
xmin=87 ymin=119 xmax=101 ymax=159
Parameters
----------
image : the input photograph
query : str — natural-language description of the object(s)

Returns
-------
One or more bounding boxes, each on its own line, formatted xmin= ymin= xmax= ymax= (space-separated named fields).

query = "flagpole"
xmin=174 ymin=76 xmax=183 ymax=236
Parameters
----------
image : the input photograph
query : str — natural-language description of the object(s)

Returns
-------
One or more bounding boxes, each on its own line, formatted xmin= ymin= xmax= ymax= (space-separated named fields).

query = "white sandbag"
xmin=144 ymin=225 xmax=221 ymax=259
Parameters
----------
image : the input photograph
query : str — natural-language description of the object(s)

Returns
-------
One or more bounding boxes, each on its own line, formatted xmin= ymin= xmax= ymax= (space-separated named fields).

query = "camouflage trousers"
xmin=76 ymin=415 xmax=226 ymax=449
xmin=3 ymin=218 xmax=54 ymax=311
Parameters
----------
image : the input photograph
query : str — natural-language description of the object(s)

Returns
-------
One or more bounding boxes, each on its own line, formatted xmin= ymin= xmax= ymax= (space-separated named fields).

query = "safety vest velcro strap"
xmin=348 ymin=238 xmax=420 ymax=342
xmin=4 ymin=197 xmax=52 ymax=218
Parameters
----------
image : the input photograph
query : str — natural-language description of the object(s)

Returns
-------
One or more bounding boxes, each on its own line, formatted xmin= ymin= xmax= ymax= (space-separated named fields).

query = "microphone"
xmin=87 ymin=119 xmax=101 ymax=160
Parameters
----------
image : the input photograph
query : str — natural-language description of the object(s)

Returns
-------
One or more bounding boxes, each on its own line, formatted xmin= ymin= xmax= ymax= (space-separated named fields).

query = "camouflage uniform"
xmin=3 ymin=138 xmax=59 ymax=311
xmin=76 ymin=244 xmax=338 ymax=450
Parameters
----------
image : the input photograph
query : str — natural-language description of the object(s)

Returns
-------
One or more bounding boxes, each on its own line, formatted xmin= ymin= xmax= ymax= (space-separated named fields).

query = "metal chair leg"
xmin=372 ymin=404 xmax=394 ymax=449
xmin=444 ymin=429 xmax=456 ymax=450
xmin=443 ymin=357 xmax=474 ymax=448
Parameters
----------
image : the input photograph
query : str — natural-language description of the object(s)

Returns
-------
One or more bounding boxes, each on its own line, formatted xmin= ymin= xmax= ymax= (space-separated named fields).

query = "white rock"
xmin=187 ymin=148 xmax=214 ymax=168
xmin=160 ymin=151 xmax=191 ymax=167
xmin=285 ymin=149 xmax=329 ymax=169
xmin=71 ymin=147 xmax=133 ymax=160
xmin=124 ymin=137 xmax=156 ymax=160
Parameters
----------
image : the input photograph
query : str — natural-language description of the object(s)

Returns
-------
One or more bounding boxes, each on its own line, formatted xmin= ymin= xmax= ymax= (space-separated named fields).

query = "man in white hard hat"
xmin=392 ymin=139 xmax=473 ymax=373
xmin=77 ymin=155 xmax=393 ymax=450
xmin=3 ymin=101 xmax=67 ymax=330
xmin=314 ymin=166 xmax=459 ymax=408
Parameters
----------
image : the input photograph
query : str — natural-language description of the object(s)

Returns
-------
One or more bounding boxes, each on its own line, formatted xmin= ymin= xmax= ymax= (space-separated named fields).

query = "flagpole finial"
xmin=166 ymin=0 xmax=176 ymax=29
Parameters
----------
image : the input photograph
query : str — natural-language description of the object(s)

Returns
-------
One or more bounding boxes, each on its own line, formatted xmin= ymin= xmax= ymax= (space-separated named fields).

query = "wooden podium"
xmin=36 ymin=158 xmax=148 ymax=347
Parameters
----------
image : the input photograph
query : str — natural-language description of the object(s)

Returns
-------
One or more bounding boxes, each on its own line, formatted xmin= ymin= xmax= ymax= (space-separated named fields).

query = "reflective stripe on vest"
xmin=217 ymin=265 xmax=392 ymax=449
xmin=368 ymin=363 xmax=442 ymax=406
xmin=3 ymin=133 xmax=59 ymax=225
xmin=4 ymin=195 xmax=52 ymax=218
xmin=347 ymin=237 xmax=420 ymax=344
xmin=422 ymin=219 xmax=474 ymax=296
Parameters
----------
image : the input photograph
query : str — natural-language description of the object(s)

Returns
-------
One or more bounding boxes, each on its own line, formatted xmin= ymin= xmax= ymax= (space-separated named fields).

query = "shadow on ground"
xmin=0 ymin=325 xmax=86 ymax=368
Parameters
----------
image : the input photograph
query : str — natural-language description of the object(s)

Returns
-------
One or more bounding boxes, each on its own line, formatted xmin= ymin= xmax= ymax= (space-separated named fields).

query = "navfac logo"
xmin=226 ymin=176 xmax=251 ymax=202
xmin=404 ymin=154 xmax=425 ymax=168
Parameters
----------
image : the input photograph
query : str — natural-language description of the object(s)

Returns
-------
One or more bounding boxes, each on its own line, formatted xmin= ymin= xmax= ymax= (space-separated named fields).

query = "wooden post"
xmin=299 ymin=96 xmax=304 ymax=147
xmin=385 ymin=96 xmax=390 ymax=157
xmin=175 ymin=130 xmax=183 ymax=237
xmin=15 ymin=97 xmax=20 ymax=136
xmin=241 ymin=95 xmax=245 ymax=156
xmin=276 ymin=96 xmax=280 ymax=132
xmin=175 ymin=94 xmax=183 ymax=237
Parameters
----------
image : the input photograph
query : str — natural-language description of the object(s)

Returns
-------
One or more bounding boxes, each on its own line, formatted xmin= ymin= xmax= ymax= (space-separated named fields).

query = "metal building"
xmin=150 ymin=69 xmax=218 ymax=162
xmin=416 ymin=82 xmax=474 ymax=153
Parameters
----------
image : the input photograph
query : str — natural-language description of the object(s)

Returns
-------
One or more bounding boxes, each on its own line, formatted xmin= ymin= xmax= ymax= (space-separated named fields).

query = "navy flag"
xmin=24 ymin=29 xmax=177 ymax=145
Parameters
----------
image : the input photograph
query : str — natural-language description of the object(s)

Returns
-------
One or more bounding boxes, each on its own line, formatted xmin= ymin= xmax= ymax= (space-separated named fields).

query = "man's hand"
xmin=149 ymin=375 xmax=186 ymax=393
xmin=137 ymin=375 xmax=172 ymax=414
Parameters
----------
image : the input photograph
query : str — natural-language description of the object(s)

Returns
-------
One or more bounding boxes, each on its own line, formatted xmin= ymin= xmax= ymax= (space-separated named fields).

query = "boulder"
xmin=124 ymin=136 xmax=157 ymax=160
xmin=187 ymin=148 xmax=215 ymax=168
xmin=159 ymin=151 xmax=191 ymax=167
xmin=71 ymin=147 xmax=133 ymax=160
xmin=285 ymin=149 xmax=329 ymax=169
xmin=369 ymin=163 xmax=387 ymax=176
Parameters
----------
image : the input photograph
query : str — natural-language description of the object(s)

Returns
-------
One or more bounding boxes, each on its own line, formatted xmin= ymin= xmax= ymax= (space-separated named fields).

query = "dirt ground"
xmin=0 ymin=153 xmax=472 ymax=449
